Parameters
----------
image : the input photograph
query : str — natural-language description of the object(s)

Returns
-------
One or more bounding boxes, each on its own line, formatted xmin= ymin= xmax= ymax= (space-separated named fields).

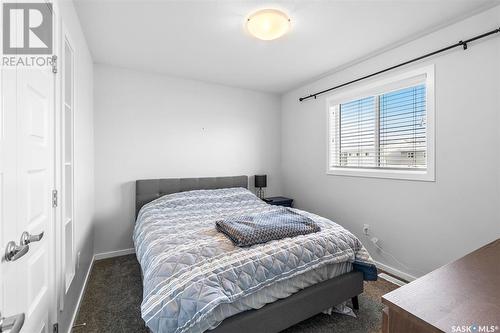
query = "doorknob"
xmin=20 ymin=231 xmax=44 ymax=245
xmin=0 ymin=311 xmax=25 ymax=333
xmin=4 ymin=242 xmax=29 ymax=262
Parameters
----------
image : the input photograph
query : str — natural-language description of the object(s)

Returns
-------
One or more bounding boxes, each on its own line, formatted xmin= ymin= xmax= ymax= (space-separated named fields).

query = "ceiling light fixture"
xmin=246 ymin=9 xmax=291 ymax=41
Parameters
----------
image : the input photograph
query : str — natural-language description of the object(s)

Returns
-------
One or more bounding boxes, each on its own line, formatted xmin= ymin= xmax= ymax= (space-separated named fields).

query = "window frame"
xmin=326 ymin=65 xmax=435 ymax=181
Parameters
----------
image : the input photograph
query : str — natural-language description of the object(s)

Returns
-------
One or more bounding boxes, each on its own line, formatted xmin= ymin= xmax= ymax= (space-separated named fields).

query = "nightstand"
xmin=264 ymin=196 xmax=293 ymax=208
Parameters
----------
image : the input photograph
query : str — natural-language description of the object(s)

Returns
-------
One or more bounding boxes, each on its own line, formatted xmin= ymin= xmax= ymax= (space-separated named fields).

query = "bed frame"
xmin=135 ymin=175 xmax=363 ymax=333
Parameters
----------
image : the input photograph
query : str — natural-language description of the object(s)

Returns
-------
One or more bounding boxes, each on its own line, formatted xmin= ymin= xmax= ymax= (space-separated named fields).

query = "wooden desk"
xmin=382 ymin=239 xmax=500 ymax=333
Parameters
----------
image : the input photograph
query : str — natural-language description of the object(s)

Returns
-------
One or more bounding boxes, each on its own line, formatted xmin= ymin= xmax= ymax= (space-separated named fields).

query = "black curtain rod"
xmin=299 ymin=26 xmax=500 ymax=102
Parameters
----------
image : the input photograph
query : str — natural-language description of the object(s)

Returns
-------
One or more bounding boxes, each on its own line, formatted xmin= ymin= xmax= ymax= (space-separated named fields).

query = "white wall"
xmin=281 ymin=6 xmax=500 ymax=279
xmin=93 ymin=65 xmax=282 ymax=254
xmin=55 ymin=1 xmax=94 ymax=332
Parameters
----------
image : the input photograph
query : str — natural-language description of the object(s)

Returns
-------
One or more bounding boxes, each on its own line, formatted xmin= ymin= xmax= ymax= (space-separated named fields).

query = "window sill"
xmin=326 ymin=167 xmax=435 ymax=182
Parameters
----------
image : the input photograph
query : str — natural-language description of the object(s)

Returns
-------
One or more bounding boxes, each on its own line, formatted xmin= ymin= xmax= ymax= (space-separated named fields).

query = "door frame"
xmin=48 ymin=0 xmax=61 ymax=328
xmin=0 ymin=0 xmax=4 ymax=321
xmin=52 ymin=0 xmax=66 ymax=318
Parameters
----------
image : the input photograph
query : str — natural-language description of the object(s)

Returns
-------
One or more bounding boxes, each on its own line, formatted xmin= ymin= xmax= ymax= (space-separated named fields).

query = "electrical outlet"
xmin=77 ymin=251 xmax=81 ymax=270
xmin=363 ymin=224 xmax=370 ymax=235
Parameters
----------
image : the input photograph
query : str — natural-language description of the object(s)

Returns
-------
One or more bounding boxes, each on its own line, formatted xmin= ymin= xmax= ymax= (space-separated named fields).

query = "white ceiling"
xmin=75 ymin=0 xmax=497 ymax=93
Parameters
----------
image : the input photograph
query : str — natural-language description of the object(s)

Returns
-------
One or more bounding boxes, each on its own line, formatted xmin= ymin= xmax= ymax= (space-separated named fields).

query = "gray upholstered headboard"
xmin=135 ymin=175 xmax=248 ymax=217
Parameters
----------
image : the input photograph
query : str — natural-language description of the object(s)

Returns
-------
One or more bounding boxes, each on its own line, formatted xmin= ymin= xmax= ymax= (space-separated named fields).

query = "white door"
xmin=0 ymin=31 xmax=55 ymax=333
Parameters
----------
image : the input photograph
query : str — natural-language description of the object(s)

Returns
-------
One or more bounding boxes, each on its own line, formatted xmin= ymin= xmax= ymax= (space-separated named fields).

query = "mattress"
xmin=133 ymin=187 xmax=376 ymax=333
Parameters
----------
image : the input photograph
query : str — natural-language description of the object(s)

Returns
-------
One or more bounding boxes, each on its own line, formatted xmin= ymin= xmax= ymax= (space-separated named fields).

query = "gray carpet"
xmin=73 ymin=255 xmax=398 ymax=333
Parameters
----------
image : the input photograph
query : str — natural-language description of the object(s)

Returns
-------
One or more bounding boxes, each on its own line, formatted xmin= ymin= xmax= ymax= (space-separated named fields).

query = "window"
xmin=327 ymin=66 xmax=434 ymax=181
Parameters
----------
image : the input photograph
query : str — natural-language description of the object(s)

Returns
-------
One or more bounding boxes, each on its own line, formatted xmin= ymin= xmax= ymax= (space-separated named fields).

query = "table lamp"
xmin=254 ymin=175 xmax=267 ymax=199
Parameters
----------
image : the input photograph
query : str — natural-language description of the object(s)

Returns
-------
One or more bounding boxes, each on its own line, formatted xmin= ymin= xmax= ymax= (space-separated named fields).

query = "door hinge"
xmin=52 ymin=189 xmax=58 ymax=208
xmin=53 ymin=323 xmax=59 ymax=333
xmin=51 ymin=55 xmax=58 ymax=74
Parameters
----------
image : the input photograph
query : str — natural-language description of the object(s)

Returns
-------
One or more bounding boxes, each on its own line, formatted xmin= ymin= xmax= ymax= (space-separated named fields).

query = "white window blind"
xmin=379 ymin=85 xmax=426 ymax=169
xmin=327 ymin=67 xmax=434 ymax=180
xmin=332 ymin=96 xmax=376 ymax=168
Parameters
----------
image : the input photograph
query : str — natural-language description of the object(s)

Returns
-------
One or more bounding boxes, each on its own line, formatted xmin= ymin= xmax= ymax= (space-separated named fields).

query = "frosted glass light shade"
xmin=246 ymin=9 xmax=290 ymax=41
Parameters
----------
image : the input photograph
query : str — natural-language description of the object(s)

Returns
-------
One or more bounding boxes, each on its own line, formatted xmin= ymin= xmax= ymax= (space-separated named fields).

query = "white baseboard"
xmin=94 ymin=248 xmax=135 ymax=260
xmin=374 ymin=260 xmax=418 ymax=282
xmin=378 ymin=273 xmax=407 ymax=287
xmin=67 ymin=255 xmax=95 ymax=333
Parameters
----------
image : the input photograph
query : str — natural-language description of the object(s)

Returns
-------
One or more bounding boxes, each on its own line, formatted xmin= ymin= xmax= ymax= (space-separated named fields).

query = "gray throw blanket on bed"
xmin=216 ymin=207 xmax=321 ymax=247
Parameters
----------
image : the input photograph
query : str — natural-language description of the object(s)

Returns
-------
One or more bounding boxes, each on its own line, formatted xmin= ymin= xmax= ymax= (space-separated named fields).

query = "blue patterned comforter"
xmin=133 ymin=187 xmax=376 ymax=333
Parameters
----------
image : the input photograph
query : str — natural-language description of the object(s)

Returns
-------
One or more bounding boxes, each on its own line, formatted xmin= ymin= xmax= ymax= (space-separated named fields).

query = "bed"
xmin=133 ymin=176 xmax=377 ymax=333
